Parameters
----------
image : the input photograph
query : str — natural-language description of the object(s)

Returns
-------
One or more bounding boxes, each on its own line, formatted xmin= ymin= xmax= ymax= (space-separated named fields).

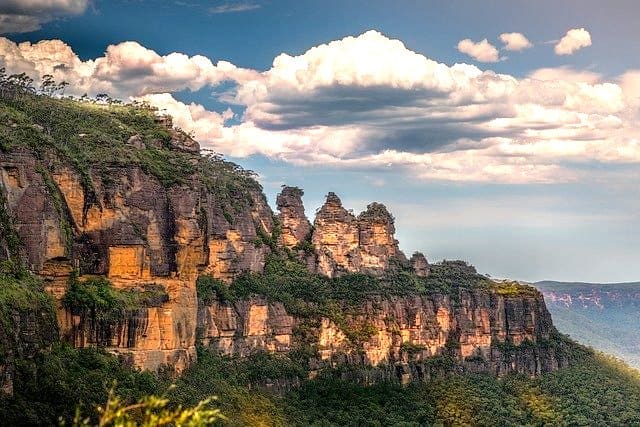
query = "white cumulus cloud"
xmin=0 ymin=37 xmax=259 ymax=98
xmin=0 ymin=0 xmax=88 ymax=34
xmin=555 ymin=28 xmax=592 ymax=55
xmin=499 ymin=32 xmax=533 ymax=51
xmin=456 ymin=38 xmax=500 ymax=62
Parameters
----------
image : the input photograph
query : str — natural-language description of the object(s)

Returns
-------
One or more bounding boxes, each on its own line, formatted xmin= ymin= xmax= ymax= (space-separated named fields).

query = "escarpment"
xmin=198 ymin=288 xmax=567 ymax=382
xmin=0 ymin=96 xmax=570 ymax=385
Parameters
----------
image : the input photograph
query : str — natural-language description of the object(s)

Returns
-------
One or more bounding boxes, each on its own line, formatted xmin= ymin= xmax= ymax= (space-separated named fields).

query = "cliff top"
xmin=0 ymin=89 xmax=260 ymax=192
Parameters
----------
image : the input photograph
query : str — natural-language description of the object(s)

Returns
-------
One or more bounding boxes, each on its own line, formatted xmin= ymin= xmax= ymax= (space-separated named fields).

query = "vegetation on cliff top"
xmin=197 ymin=253 xmax=540 ymax=315
xmin=0 ymin=74 xmax=263 ymax=214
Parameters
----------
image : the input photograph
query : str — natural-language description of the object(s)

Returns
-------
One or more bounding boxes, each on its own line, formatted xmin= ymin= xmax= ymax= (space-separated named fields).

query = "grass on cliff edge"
xmin=0 ymin=90 xmax=263 ymax=207
xmin=197 ymin=254 xmax=541 ymax=314
xmin=62 ymin=273 xmax=169 ymax=321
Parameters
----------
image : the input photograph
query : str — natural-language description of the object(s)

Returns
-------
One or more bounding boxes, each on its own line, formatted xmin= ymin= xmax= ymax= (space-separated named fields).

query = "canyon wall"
xmin=0 ymin=120 xmax=566 ymax=380
xmin=198 ymin=289 xmax=568 ymax=381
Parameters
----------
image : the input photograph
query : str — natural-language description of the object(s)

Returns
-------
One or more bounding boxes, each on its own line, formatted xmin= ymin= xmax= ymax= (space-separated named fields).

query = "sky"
xmin=0 ymin=0 xmax=639 ymax=282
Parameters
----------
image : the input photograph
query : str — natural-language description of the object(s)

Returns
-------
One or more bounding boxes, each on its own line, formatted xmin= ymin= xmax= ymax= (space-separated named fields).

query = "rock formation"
xmin=276 ymin=186 xmax=312 ymax=250
xmin=312 ymin=192 xmax=361 ymax=277
xmin=0 ymin=104 xmax=568 ymax=382
xmin=198 ymin=290 xmax=568 ymax=380
xmin=0 ymin=139 xmax=272 ymax=372
xmin=310 ymin=194 xmax=406 ymax=277
xmin=357 ymin=202 xmax=406 ymax=273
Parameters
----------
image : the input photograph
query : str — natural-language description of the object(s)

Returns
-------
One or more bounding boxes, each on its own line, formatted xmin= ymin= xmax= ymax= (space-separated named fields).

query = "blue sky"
xmin=1 ymin=0 xmax=639 ymax=282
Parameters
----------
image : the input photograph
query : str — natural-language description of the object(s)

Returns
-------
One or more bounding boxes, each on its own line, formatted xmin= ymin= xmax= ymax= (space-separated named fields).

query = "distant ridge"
xmin=533 ymin=280 xmax=640 ymax=369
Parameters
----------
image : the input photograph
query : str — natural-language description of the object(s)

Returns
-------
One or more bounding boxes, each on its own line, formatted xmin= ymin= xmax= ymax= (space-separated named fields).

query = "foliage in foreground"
xmin=70 ymin=387 xmax=223 ymax=427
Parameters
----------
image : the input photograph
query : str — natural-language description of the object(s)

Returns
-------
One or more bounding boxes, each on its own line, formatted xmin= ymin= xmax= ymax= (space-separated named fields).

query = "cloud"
xmin=499 ymin=32 xmax=533 ymax=51
xmin=1 ymin=30 xmax=638 ymax=184
xmin=0 ymin=0 xmax=88 ymax=34
xmin=555 ymin=28 xmax=592 ymax=55
xmin=456 ymin=38 xmax=500 ymax=62
xmin=209 ymin=3 xmax=260 ymax=14
xmin=0 ymin=37 xmax=260 ymax=98
xmin=528 ymin=66 xmax=601 ymax=84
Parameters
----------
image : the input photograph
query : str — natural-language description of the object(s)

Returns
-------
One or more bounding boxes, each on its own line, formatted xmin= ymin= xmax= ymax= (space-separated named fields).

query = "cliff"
xmin=0 ymin=93 xmax=569 ymax=386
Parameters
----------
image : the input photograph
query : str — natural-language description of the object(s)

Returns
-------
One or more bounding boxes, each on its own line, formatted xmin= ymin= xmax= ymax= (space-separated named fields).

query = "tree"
xmin=40 ymin=74 xmax=56 ymax=96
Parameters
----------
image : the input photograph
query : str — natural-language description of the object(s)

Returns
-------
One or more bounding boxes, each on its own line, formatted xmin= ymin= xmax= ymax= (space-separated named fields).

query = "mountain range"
xmin=535 ymin=281 xmax=640 ymax=369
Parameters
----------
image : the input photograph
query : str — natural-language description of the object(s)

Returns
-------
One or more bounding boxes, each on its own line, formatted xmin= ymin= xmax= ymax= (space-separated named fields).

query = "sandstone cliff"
xmin=197 ymin=267 xmax=569 ymax=381
xmin=0 ymin=95 xmax=568 ymax=382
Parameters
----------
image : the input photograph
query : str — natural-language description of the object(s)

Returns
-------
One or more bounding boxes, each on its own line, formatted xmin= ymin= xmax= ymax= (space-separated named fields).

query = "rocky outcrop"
xmin=0 ymin=106 xmax=568 ymax=380
xmin=357 ymin=202 xmax=405 ymax=273
xmin=276 ymin=186 xmax=311 ymax=250
xmin=311 ymin=194 xmax=406 ymax=277
xmin=312 ymin=192 xmax=361 ymax=277
xmin=0 ymin=138 xmax=272 ymax=372
xmin=198 ymin=290 xmax=568 ymax=380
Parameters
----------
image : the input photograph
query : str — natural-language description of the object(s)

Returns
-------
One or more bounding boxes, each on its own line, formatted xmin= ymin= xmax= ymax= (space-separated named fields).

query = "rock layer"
xmin=198 ymin=290 xmax=568 ymax=380
xmin=0 ymin=139 xmax=272 ymax=372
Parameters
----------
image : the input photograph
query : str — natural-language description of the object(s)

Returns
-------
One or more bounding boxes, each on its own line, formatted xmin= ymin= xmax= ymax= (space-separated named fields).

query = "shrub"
xmin=62 ymin=274 xmax=169 ymax=321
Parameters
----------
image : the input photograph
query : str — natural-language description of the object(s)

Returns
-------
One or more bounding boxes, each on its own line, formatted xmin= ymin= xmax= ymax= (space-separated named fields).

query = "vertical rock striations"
xmin=198 ymin=289 xmax=568 ymax=380
xmin=276 ymin=186 xmax=311 ymax=250
xmin=357 ymin=202 xmax=406 ymax=273
xmin=312 ymin=192 xmax=361 ymax=277
xmin=310 ymin=193 xmax=407 ymax=277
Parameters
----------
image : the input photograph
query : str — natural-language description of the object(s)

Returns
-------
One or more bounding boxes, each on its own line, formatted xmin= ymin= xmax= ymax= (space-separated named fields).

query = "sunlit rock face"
xmin=357 ymin=202 xmax=406 ymax=273
xmin=312 ymin=192 xmax=361 ymax=277
xmin=311 ymin=194 xmax=406 ymax=277
xmin=0 ymin=133 xmax=273 ymax=372
xmin=198 ymin=290 xmax=567 ymax=379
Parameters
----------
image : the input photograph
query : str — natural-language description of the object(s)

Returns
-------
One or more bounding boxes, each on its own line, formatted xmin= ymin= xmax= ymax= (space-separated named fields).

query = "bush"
xmin=196 ymin=276 xmax=231 ymax=304
xmin=62 ymin=274 xmax=169 ymax=321
xmin=0 ymin=267 xmax=57 ymax=363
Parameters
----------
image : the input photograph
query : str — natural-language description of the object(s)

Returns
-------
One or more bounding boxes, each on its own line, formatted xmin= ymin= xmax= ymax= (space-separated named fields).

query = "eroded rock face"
xmin=357 ymin=202 xmax=406 ymax=273
xmin=312 ymin=193 xmax=361 ymax=277
xmin=62 ymin=279 xmax=197 ymax=373
xmin=276 ymin=186 xmax=311 ymax=250
xmin=0 ymin=143 xmax=272 ymax=372
xmin=199 ymin=289 xmax=567 ymax=379
xmin=0 ymin=141 xmax=566 ymax=380
xmin=198 ymin=297 xmax=294 ymax=356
